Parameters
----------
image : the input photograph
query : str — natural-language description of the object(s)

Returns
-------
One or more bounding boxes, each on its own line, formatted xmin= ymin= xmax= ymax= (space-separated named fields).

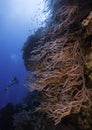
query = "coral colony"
xmin=23 ymin=0 xmax=92 ymax=125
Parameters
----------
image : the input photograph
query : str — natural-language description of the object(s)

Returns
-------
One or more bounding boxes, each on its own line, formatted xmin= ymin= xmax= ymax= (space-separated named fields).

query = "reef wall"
xmin=23 ymin=0 xmax=92 ymax=125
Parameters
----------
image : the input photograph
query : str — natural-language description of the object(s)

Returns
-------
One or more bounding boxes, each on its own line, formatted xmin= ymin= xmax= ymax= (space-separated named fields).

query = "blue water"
xmin=0 ymin=0 xmax=45 ymax=108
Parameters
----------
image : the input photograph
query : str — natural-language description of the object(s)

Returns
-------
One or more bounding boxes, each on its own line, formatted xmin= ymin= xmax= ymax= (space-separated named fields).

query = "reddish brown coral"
xmin=23 ymin=0 xmax=92 ymax=125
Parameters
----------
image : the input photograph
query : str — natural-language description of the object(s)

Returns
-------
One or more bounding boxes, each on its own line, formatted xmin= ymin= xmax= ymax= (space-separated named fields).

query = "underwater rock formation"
xmin=23 ymin=0 xmax=92 ymax=126
xmin=0 ymin=103 xmax=14 ymax=130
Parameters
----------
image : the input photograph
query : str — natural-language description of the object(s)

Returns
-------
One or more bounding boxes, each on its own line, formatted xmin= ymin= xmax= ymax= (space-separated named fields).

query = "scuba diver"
xmin=5 ymin=76 xmax=19 ymax=91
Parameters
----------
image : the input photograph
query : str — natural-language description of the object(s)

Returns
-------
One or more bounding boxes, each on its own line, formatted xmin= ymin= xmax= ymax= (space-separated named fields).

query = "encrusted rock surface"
xmin=23 ymin=0 xmax=92 ymax=128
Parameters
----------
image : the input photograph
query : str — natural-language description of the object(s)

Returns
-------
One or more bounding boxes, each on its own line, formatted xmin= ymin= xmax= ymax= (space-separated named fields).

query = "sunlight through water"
xmin=0 ymin=0 xmax=47 ymax=108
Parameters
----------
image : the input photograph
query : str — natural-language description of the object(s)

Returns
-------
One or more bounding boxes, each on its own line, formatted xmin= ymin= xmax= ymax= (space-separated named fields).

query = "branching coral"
xmin=23 ymin=0 xmax=92 ymax=125
xmin=26 ymin=37 xmax=92 ymax=124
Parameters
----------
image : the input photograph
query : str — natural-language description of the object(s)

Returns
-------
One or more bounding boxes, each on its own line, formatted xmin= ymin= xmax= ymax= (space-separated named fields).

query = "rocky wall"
xmin=23 ymin=0 xmax=92 ymax=126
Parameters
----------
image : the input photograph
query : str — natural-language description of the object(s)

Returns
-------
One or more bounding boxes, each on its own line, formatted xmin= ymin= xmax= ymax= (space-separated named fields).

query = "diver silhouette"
xmin=5 ymin=76 xmax=19 ymax=91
